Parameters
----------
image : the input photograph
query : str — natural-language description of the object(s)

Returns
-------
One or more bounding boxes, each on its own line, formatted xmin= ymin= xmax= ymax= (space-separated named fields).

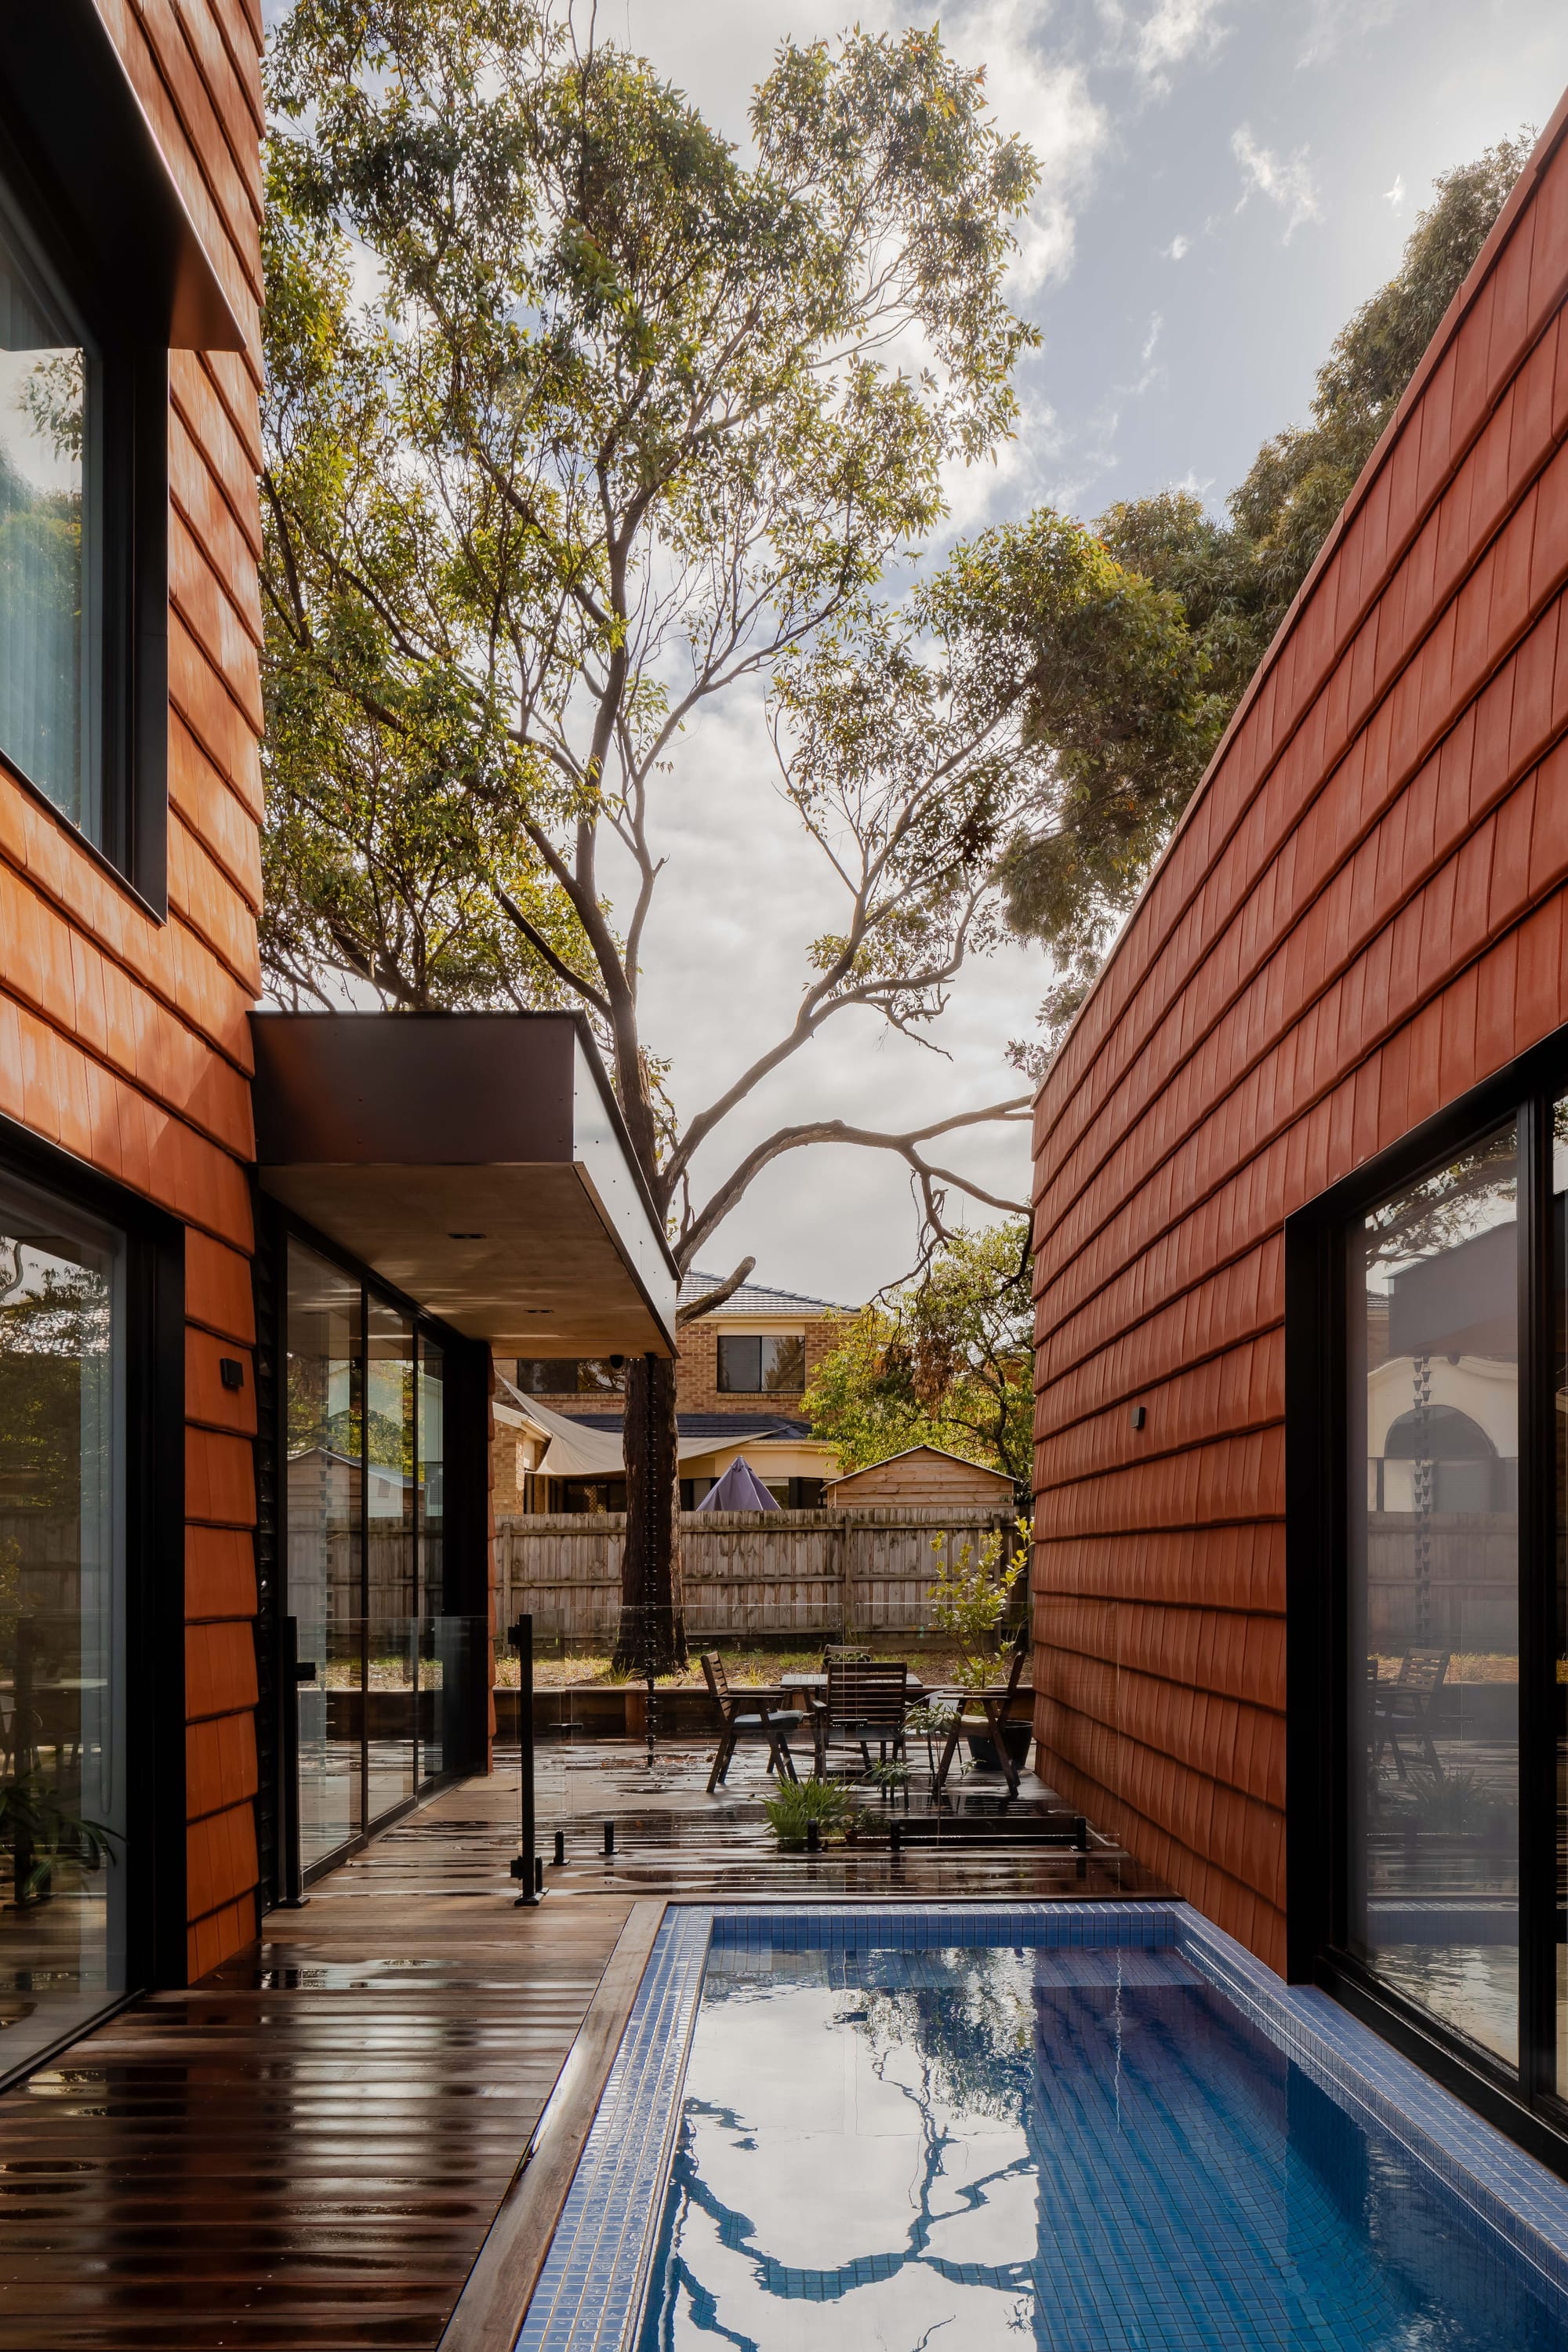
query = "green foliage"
xmin=0 ymin=1770 xmax=118 ymax=1901
xmin=1004 ymin=131 xmax=1533 ymax=1059
xmin=803 ymin=1221 xmax=1033 ymax=1493
xmin=0 ymin=1261 xmax=107 ymax=1514
xmin=927 ymin=1522 xmax=1026 ymax=1689
xmin=1406 ymin=1767 xmax=1495 ymax=1835
xmin=762 ymin=1773 xmax=853 ymax=1846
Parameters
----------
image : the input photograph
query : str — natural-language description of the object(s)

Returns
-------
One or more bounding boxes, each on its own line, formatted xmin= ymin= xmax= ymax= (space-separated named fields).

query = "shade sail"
xmin=497 ymin=1384 xmax=779 ymax=1479
xmin=695 ymin=1456 xmax=780 ymax=1512
xmin=251 ymin=1011 xmax=677 ymax=1356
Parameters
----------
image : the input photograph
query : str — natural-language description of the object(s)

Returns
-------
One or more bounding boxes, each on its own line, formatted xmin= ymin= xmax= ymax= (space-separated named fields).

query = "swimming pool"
xmin=517 ymin=1905 xmax=1568 ymax=2351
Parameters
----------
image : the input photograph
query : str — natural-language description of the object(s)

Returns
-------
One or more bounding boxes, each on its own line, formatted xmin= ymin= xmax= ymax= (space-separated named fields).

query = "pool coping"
xmin=508 ymin=1897 xmax=1568 ymax=2350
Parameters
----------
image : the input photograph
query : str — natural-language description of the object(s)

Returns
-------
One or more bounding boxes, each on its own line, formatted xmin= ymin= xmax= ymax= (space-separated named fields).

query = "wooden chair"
xmin=814 ymin=1660 xmax=909 ymax=1780
xmin=931 ymin=1631 xmax=1030 ymax=1801
xmin=1371 ymin=1647 xmax=1450 ymax=1782
xmin=699 ymin=1654 xmax=808 ymax=1795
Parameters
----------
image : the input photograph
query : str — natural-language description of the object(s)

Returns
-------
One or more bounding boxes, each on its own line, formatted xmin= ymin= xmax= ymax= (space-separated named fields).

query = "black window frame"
xmin=0 ymin=1108 xmax=187 ymax=2091
xmin=1287 ymin=1034 xmax=1566 ymax=2177
xmin=0 ymin=2 xmax=245 ymax=921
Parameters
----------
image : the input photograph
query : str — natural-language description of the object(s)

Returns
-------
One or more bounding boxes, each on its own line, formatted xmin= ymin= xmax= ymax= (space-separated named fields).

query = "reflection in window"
xmin=366 ymin=1302 xmax=415 ymax=1822
xmin=0 ymin=1175 xmax=121 ymax=2080
xmin=285 ymin=1244 xmax=363 ymax=1872
xmin=1554 ymin=1104 xmax=1568 ymax=2107
xmin=1348 ymin=1127 xmax=1519 ymax=2065
xmin=717 ymin=1334 xmax=806 ymax=1393
xmin=0 ymin=185 xmax=96 ymax=836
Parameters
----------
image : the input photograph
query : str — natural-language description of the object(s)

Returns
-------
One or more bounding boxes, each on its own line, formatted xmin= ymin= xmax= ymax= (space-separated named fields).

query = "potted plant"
xmin=927 ymin=1522 xmax=1031 ymax=1770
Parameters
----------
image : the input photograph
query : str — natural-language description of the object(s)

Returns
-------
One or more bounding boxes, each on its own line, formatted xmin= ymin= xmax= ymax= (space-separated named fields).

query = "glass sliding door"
xmin=1348 ymin=1127 xmax=1520 ymax=2066
xmin=285 ymin=1242 xmax=363 ymax=1874
xmin=366 ymin=1301 xmax=416 ymax=1824
xmin=0 ymin=1171 xmax=123 ymax=2078
xmin=417 ymin=1335 xmax=446 ymax=1780
xmin=283 ymin=1245 xmax=469 ymax=1878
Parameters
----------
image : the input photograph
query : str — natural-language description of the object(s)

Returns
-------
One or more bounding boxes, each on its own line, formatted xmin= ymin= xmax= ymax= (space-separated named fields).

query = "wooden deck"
xmin=0 ymin=1740 xmax=1169 ymax=2350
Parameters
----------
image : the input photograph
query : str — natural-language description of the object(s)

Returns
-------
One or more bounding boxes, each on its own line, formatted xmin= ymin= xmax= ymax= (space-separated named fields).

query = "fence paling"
xmin=494 ymin=1506 xmax=1015 ymax=1641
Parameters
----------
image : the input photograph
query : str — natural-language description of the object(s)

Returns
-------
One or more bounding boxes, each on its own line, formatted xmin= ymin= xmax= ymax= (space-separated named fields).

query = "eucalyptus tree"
xmin=261 ymin=0 xmax=1207 ymax=1661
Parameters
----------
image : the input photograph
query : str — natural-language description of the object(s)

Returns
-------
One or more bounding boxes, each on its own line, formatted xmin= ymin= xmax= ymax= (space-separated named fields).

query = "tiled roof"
xmin=677 ymin=1268 xmax=848 ymax=1316
xmin=563 ymin=1411 xmax=815 ymax=1441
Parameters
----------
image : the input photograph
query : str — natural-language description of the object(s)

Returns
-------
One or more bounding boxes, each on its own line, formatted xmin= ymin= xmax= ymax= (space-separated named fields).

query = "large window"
xmin=1295 ymin=1067 xmax=1568 ymax=2158
xmin=0 ymin=1170 xmax=123 ymax=2080
xmin=717 ymin=1333 xmax=805 ymax=1394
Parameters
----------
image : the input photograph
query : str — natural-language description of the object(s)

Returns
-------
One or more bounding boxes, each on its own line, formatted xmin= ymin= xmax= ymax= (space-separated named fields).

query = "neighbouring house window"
xmin=717 ymin=1333 xmax=805 ymax=1393
xmin=0 ymin=1169 xmax=123 ymax=2084
xmin=1348 ymin=1127 xmax=1520 ymax=2067
xmin=513 ymin=1358 xmax=625 ymax=1394
xmin=0 ymin=178 xmax=100 ymax=844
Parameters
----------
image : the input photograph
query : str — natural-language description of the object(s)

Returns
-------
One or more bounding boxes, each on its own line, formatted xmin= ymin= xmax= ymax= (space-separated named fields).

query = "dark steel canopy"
xmin=250 ymin=1011 xmax=677 ymax=1357
xmin=0 ymin=2 xmax=245 ymax=351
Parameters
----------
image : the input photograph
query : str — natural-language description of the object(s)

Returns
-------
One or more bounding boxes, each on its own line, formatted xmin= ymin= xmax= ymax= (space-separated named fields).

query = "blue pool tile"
xmin=516 ymin=1900 xmax=1568 ymax=2350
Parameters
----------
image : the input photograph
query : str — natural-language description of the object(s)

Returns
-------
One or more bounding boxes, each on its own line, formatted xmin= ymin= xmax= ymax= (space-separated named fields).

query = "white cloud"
xmin=1383 ymin=172 xmax=1406 ymax=210
xmin=1297 ymin=0 xmax=1404 ymax=67
xmin=1134 ymin=0 xmax=1233 ymax=89
xmin=1166 ymin=232 xmax=1191 ymax=259
xmin=1231 ymin=124 xmax=1323 ymax=239
xmin=940 ymin=0 xmax=1107 ymax=293
xmin=1141 ymin=310 xmax=1163 ymax=361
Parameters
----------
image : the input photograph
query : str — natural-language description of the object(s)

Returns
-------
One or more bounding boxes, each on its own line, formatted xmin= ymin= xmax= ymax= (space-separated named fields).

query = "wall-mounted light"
xmin=1130 ymin=1403 xmax=1146 ymax=1431
xmin=220 ymin=1357 xmax=245 ymax=1392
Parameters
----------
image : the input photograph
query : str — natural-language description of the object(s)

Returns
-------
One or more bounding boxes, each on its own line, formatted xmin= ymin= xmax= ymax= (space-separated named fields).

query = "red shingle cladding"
xmin=1029 ymin=93 xmax=1568 ymax=1976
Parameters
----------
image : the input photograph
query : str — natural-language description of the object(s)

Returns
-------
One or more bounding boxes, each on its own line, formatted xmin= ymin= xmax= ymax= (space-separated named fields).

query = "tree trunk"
xmin=615 ymin=1351 xmax=686 ymax=1672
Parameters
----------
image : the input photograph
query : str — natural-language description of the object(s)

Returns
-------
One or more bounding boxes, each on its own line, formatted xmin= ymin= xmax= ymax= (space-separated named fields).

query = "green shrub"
xmin=764 ymin=1776 xmax=853 ymax=1847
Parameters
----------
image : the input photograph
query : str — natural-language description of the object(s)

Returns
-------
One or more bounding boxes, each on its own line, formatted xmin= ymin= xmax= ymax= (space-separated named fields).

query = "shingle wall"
xmin=0 ymin=1 xmax=265 ymax=1979
xmin=1029 ymin=94 xmax=1568 ymax=1975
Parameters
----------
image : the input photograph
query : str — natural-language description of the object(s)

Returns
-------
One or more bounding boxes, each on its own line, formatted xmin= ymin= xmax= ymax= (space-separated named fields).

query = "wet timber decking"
xmin=0 ymin=1741 xmax=1168 ymax=2350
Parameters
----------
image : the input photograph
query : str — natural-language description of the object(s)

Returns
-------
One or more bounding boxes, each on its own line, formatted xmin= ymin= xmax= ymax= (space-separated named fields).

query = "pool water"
xmin=637 ymin=1940 xmax=1564 ymax=2350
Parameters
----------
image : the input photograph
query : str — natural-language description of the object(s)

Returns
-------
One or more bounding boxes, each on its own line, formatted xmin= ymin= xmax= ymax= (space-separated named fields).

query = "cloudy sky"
xmin=263 ymin=1 xmax=1568 ymax=1305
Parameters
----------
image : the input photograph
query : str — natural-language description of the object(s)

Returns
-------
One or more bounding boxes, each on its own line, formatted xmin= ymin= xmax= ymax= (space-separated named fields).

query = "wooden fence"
xmin=494 ymin=1507 xmax=1016 ymax=1642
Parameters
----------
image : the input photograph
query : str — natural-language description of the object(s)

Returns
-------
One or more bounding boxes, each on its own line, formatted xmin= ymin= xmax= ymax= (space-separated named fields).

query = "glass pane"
xmin=0 ymin=1173 xmax=122 ymax=2079
xmin=717 ymin=1335 xmax=761 ymax=1393
xmin=418 ymin=1337 xmax=445 ymax=1780
xmin=761 ymin=1334 xmax=805 ymax=1393
xmin=0 ymin=189 xmax=94 ymax=833
xmin=285 ymin=1243 xmax=362 ymax=1871
xmin=1349 ymin=1127 xmax=1519 ymax=2065
xmin=1554 ymin=1105 xmax=1568 ymax=2103
xmin=366 ymin=1302 xmax=415 ymax=1824
xmin=514 ymin=1360 xmax=578 ymax=1394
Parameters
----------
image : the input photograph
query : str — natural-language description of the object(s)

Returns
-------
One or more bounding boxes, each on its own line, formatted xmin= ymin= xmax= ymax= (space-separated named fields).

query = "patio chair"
xmin=1370 ymin=1647 xmax=1450 ymax=1783
xmin=930 ymin=1630 xmax=1031 ymax=1802
xmin=699 ymin=1653 xmax=808 ymax=1795
xmin=814 ymin=1659 xmax=909 ymax=1780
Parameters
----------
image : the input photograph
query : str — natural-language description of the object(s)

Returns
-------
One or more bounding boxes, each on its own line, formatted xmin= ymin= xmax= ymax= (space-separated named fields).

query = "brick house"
xmin=499 ymin=1269 xmax=848 ymax=1509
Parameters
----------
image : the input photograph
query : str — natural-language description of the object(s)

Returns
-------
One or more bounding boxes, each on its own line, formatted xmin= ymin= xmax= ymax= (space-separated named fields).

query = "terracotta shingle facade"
xmin=0 ymin=2 xmax=266 ymax=1980
xmin=1029 ymin=95 xmax=1568 ymax=1976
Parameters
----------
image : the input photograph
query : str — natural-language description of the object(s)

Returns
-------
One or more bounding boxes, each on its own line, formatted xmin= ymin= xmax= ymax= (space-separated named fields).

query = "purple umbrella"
xmin=695 ymin=1456 xmax=780 ymax=1512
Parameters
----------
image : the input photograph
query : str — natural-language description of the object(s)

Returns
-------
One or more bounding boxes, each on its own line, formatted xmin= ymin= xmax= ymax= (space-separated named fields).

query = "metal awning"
xmin=250 ymin=1012 xmax=677 ymax=1357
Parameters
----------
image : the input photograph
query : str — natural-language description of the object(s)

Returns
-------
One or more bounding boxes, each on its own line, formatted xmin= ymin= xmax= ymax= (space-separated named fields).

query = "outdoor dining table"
xmin=924 ymin=1680 xmax=1028 ymax=1801
xmin=775 ymin=1669 xmax=926 ymax=1702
